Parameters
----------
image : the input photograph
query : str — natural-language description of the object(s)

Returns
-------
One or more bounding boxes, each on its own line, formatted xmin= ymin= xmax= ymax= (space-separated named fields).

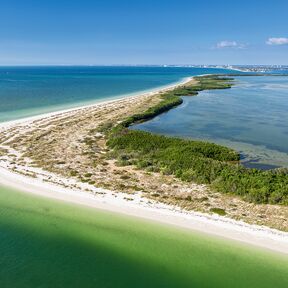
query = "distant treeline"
xmin=106 ymin=75 xmax=288 ymax=205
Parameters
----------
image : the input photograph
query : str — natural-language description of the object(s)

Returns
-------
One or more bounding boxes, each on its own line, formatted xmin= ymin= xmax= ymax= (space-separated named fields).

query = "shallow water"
xmin=133 ymin=76 xmax=288 ymax=168
xmin=0 ymin=185 xmax=287 ymax=288
xmin=0 ymin=66 xmax=233 ymax=122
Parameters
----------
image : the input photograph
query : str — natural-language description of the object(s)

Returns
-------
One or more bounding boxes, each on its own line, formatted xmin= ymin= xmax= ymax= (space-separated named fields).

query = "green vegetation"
xmin=70 ymin=170 xmax=78 ymax=177
xmin=84 ymin=173 xmax=93 ymax=178
xmin=117 ymin=75 xmax=234 ymax=130
xmin=108 ymin=130 xmax=239 ymax=163
xmin=210 ymin=207 xmax=227 ymax=216
xmin=105 ymin=75 xmax=288 ymax=205
xmin=108 ymin=130 xmax=288 ymax=204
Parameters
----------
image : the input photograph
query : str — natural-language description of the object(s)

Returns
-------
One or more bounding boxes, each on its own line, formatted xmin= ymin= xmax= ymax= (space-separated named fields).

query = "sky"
xmin=0 ymin=0 xmax=287 ymax=65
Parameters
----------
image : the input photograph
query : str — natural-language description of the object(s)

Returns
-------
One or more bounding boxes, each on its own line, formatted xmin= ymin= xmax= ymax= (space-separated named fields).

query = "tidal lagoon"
xmin=134 ymin=75 xmax=288 ymax=169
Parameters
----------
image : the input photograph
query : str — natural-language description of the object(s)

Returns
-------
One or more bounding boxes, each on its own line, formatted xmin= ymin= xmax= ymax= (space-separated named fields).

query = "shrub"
xmin=104 ymin=75 xmax=288 ymax=205
xmin=210 ymin=208 xmax=226 ymax=216
xmin=84 ymin=173 xmax=92 ymax=178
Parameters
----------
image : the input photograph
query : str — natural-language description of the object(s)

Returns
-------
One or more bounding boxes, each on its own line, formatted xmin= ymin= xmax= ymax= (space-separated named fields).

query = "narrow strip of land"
xmin=0 ymin=75 xmax=287 ymax=254
xmin=0 ymin=165 xmax=287 ymax=254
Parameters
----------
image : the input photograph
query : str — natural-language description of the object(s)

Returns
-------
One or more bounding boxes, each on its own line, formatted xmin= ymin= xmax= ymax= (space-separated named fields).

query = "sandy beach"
xmin=0 ymin=76 xmax=193 ymax=130
xmin=0 ymin=158 xmax=287 ymax=254
xmin=0 ymin=76 xmax=287 ymax=255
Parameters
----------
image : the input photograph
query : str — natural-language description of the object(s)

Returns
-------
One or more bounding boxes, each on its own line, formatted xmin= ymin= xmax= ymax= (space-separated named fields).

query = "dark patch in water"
xmin=201 ymin=123 xmax=249 ymax=138
xmin=242 ymin=160 xmax=280 ymax=170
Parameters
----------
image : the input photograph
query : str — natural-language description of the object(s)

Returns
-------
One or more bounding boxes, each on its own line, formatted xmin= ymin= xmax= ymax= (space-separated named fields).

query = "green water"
xmin=0 ymin=186 xmax=287 ymax=288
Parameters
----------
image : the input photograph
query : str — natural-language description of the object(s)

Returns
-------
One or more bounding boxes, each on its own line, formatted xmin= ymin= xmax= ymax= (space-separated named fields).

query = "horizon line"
xmin=0 ymin=64 xmax=287 ymax=67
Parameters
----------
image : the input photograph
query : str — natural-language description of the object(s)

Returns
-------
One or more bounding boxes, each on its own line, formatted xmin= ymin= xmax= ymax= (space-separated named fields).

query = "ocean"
xmin=0 ymin=66 xmax=233 ymax=122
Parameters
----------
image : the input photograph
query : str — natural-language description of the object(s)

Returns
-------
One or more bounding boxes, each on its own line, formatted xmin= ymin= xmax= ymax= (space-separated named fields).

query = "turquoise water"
xmin=1 ymin=185 xmax=287 ymax=288
xmin=133 ymin=76 xmax=288 ymax=169
xmin=0 ymin=66 xmax=233 ymax=122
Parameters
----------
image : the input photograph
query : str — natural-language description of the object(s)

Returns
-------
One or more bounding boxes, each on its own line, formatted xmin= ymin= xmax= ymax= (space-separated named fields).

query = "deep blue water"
xmin=268 ymin=69 xmax=288 ymax=75
xmin=133 ymin=76 xmax=288 ymax=169
xmin=0 ymin=66 xmax=233 ymax=122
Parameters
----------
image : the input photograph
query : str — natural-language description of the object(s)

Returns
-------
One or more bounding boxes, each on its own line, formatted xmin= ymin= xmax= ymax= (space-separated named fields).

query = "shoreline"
xmin=0 ymin=75 xmax=192 ymax=129
xmin=0 ymin=163 xmax=287 ymax=255
xmin=0 ymin=74 xmax=287 ymax=255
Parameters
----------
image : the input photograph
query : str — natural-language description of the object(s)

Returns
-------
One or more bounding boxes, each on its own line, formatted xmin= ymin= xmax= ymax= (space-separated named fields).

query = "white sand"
xmin=0 ymin=76 xmax=192 ymax=130
xmin=0 ymin=76 xmax=287 ymax=255
xmin=0 ymin=165 xmax=287 ymax=254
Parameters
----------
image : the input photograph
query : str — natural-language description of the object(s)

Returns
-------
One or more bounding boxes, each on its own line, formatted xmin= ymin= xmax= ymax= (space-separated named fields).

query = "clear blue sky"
xmin=1 ymin=0 xmax=287 ymax=65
